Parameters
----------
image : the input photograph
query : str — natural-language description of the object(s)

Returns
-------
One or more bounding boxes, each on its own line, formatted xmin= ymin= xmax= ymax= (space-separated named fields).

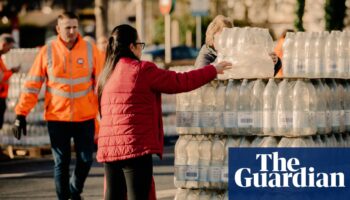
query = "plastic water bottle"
xmin=325 ymin=31 xmax=338 ymax=78
xmin=224 ymin=80 xmax=240 ymax=135
xmin=251 ymin=79 xmax=266 ymax=135
xmin=191 ymin=87 xmax=202 ymax=135
xmin=312 ymin=79 xmax=329 ymax=134
xmin=326 ymin=79 xmax=341 ymax=133
xmin=305 ymin=32 xmax=317 ymax=77
xmin=293 ymin=32 xmax=306 ymax=77
xmin=238 ymin=79 xmax=253 ymax=135
xmin=276 ymin=79 xmax=293 ymax=136
xmin=322 ymin=79 xmax=333 ymax=134
xmin=186 ymin=136 xmax=199 ymax=188
xmin=251 ymin=136 xmax=264 ymax=147
xmin=199 ymin=190 xmax=211 ymax=200
xmin=263 ymin=78 xmax=278 ymax=136
xmin=344 ymin=81 xmax=350 ymax=132
xmin=176 ymin=91 xmax=191 ymax=134
xmin=198 ymin=135 xmax=211 ymax=188
xmin=315 ymin=32 xmax=328 ymax=77
xmin=174 ymin=188 xmax=189 ymax=200
xmin=261 ymin=136 xmax=279 ymax=147
xmin=200 ymin=83 xmax=216 ymax=134
xmin=174 ymin=135 xmax=190 ymax=188
xmin=337 ymin=80 xmax=346 ymax=133
xmin=187 ymin=189 xmax=200 ymax=200
xmin=337 ymin=32 xmax=347 ymax=77
xmin=239 ymin=136 xmax=253 ymax=147
xmin=215 ymin=81 xmax=226 ymax=134
xmin=282 ymin=32 xmax=295 ymax=77
xmin=306 ymin=80 xmax=317 ymax=135
xmin=292 ymin=79 xmax=312 ymax=136
xmin=210 ymin=191 xmax=223 ymax=200
xmin=222 ymin=136 xmax=240 ymax=189
xmin=209 ymin=136 xmax=224 ymax=189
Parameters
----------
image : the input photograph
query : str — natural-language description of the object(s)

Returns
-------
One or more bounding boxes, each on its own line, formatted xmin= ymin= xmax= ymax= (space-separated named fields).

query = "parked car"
xmin=142 ymin=45 xmax=199 ymax=65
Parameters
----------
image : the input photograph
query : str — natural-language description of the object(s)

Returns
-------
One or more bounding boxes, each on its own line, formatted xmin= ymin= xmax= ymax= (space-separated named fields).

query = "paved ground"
xmin=0 ymin=145 xmax=177 ymax=200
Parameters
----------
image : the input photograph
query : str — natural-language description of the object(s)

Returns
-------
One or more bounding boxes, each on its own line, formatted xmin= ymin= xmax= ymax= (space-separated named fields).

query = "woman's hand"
xmin=269 ymin=52 xmax=278 ymax=65
xmin=213 ymin=61 xmax=232 ymax=74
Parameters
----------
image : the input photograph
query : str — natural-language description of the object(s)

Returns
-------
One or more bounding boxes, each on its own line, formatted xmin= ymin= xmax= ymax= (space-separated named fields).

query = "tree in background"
xmin=294 ymin=0 xmax=305 ymax=31
xmin=325 ymin=0 xmax=346 ymax=31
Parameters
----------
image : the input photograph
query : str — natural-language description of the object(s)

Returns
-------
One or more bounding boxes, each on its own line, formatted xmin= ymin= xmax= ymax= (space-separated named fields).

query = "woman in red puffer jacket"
xmin=96 ymin=24 xmax=232 ymax=200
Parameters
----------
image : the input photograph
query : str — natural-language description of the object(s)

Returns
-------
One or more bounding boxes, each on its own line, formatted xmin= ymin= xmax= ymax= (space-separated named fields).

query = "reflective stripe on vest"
xmin=26 ymin=75 xmax=45 ymax=82
xmin=47 ymin=85 xmax=93 ymax=98
xmin=22 ymin=87 xmax=40 ymax=94
xmin=46 ymin=41 xmax=93 ymax=98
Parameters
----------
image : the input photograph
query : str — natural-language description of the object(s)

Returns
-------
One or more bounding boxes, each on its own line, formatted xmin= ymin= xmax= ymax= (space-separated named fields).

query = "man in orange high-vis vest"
xmin=13 ymin=12 xmax=101 ymax=200
xmin=0 ymin=34 xmax=20 ymax=129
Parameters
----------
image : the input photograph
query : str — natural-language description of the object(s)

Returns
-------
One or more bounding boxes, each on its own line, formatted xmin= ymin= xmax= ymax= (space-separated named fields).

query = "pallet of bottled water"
xmin=0 ymin=72 xmax=48 ymax=146
xmin=174 ymin=77 xmax=350 ymax=194
xmin=3 ymin=48 xmax=39 ymax=73
xmin=282 ymin=31 xmax=350 ymax=78
xmin=176 ymin=78 xmax=350 ymax=137
xmin=174 ymin=133 xmax=350 ymax=191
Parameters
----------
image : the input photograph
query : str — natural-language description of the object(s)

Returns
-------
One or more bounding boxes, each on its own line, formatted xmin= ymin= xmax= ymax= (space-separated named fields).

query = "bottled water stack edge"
xmin=176 ymin=79 xmax=350 ymax=137
xmin=174 ymin=133 xmax=350 ymax=190
xmin=282 ymin=31 xmax=350 ymax=78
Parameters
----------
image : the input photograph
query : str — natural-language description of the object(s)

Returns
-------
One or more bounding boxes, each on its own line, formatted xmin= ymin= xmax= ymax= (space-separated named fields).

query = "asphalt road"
xmin=0 ymin=145 xmax=176 ymax=200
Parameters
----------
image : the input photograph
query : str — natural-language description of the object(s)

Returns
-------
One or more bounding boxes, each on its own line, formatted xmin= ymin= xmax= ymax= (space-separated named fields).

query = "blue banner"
xmin=229 ymin=148 xmax=350 ymax=200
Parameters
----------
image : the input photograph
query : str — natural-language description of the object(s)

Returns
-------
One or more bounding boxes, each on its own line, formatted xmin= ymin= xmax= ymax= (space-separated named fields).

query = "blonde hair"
xmin=205 ymin=15 xmax=233 ymax=47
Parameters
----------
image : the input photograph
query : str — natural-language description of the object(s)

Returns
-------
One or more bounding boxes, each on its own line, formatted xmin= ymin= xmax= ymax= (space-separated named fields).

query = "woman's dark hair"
xmin=97 ymin=24 xmax=139 ymax=115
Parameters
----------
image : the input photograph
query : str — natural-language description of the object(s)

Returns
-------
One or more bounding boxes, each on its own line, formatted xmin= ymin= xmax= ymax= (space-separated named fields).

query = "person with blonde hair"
xmin=194 ymin=15 xmax=233 ymax=68
xmin=195 ymin=15 xmax=280 ymax=73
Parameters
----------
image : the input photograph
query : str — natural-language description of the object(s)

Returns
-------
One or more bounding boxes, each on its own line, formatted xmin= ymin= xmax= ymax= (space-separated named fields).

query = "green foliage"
xmin=294 ymin=0 xmax=305 ymax=31
xmin=325 ymin=0 xmax=346 ymax=31
xmin=153 ymin=16 xmax=165 ymax=45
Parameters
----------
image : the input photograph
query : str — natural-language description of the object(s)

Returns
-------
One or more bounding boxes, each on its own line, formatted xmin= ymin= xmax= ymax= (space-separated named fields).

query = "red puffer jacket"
xmin=96 ymin=58 xmax=217 ymax=162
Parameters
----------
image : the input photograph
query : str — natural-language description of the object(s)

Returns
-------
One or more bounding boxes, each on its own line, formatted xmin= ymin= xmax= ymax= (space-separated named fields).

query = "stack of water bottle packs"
xmin=175 ymin=78 xmax=350 ymax=190
xmin=282 ymin=31 xmax=350 ymax=78
xmin=0 ymin=48 xmax=49 ymax=146
xmin=174 ymin=28 xmax=350 ymax=199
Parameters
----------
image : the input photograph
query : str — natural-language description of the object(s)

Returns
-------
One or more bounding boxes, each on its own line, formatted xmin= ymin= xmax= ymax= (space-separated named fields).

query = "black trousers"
xmin=104 ymin=154 xmax=153 ymax=200
xmin=0 ymin=98 xmax=6 ymax=129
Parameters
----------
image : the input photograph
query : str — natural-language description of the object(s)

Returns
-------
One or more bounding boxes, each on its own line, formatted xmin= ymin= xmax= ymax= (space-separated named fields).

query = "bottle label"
xmin=198 ymin=166 xmax=209 ymax=181
xmin=200 ymin=111 xmax=214 ymax=127
xmin=332 ymin=110 xmax=340 ymax=127
xmin=192 ymin=111 xmax=200 ymax=127
xmin=221 ymin=166 xmax=228 ymax=183
xmin=345 ymin=110 xmax=350 ymax=126
xmin=252 ymin=111 xmax=262 ymax=128
xmin=238 ymin=111 xmax=253 ymax=127
xmin=185 ymin=166 xmax=199 ymax=180
xmin=308 ymin=111 xmax=316 ymax=126
xmin=223 ymin=112 xmax=237 ymax=128
xmin=176 ymin=111 xmax=193 ymax=127
xmin=316 ymin=111 xmax=326 ymax=128
xmin=213 ymin=112 xmax=223 ymax=127
xmin=175 ymin=165 xmax=187 ymax=181
xmin=293 ymin=111 xmax=308 ymax=129
xmin=209 ymin=166 xmax=222 ymax=182
xmin=277 ymin=111 xmax=293 ymax=128
xmin=263 ymin=110 xmax=275 ymax=129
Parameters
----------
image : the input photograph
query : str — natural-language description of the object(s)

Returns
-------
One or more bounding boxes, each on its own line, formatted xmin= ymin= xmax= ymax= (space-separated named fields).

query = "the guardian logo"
xmin=234 ymin=152 xmax=345 ymax=188
xmin=229 ymin=148 xmax=350 ymax=200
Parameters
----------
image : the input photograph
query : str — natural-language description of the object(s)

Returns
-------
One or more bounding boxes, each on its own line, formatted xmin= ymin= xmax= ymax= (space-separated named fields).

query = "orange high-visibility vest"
xmin=0 ymin=58 xmax=13 ymax=98
xmin=274 ymin=37 xmax=285 ymax=77
xmin=15 ymin=35 xmax=102 ymax=122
